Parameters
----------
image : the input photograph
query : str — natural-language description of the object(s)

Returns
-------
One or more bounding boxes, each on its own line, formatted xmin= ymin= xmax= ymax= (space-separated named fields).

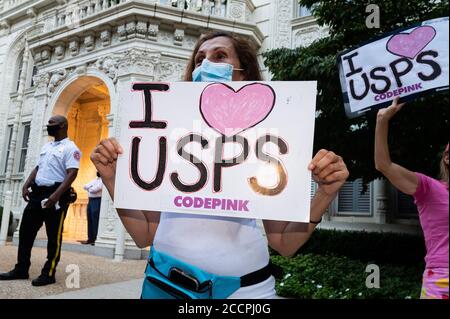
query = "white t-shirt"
xmin=84 ymin=177 xmax=103 ymax=198
xmin=153 ymin=212 xmax=277 ymax=299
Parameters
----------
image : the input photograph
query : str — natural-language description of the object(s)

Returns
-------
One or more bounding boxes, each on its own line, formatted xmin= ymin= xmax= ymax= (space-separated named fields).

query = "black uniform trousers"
xmin=15 ymin=183 xmax=70 ymax=278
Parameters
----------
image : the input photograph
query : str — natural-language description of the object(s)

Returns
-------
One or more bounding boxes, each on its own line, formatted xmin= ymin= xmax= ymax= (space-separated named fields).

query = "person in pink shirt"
xmin=375 ymin=97 xmax=449 ymax=299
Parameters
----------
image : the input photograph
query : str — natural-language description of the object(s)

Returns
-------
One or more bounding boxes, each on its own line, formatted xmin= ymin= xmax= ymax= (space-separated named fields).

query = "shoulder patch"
xmin=73 ymin=150 xmax=81 ymax=161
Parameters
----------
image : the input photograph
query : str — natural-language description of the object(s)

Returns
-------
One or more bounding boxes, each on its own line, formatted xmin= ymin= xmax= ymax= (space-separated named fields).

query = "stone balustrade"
xmin=2 ymin=0 xmax=29 ymax=11
xmin=52 ymin=0 xmax=229 ymax=30
xmin=26 ymin=0 xmax=261 ymax=68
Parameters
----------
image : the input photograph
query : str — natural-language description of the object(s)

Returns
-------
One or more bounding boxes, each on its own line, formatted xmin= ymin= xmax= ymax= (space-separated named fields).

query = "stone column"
xmin=13 ymin=71 xmax=50 ymax=240
xmin=270 ymin=0 xmax=293 ymax=49
xmin=373 ymin=178 xmax=390 ymax=224
xmin=2 ymin=43 xmax=30 ymax=240
xmin=94 ymin=112 xmax=119 ymax=258
xmin=94 ymin=48 xmax=161 ymax=260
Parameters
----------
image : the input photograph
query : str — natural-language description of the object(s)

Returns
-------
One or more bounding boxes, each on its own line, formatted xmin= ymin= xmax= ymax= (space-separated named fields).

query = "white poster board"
xmin=338 ymin=17 xmax=449 ymax=118
xmin=114 ymin=81 xmax=317 ymax=222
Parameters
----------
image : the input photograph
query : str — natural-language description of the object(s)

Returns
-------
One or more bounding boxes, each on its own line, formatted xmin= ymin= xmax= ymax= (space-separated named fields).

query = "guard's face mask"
xmin=46 ymin=124 xmax=60 ymax=137
xmin=192 ymin=58 xmax=244 ymax=82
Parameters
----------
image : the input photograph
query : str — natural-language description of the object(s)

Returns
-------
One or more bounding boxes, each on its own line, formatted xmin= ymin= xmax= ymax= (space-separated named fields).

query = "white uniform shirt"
xmin=153 ymin=213 xmax=277 ymax=299
xmin=35 ymin=138 xmax=81 ymax=186
xmin=84 ymin=177 xmax=103 ymax=198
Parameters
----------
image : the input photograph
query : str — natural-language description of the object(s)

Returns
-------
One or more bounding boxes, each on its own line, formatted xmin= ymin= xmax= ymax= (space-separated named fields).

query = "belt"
xmin=240 ymin=262 xmax=275 ymax=287
xmin=31 ymin=182 xmax=60 ymax=193
xmin=149 ymin=258 xmax=276 ymax=288
xmin=29 ymin=182 xmax=72 ymax=206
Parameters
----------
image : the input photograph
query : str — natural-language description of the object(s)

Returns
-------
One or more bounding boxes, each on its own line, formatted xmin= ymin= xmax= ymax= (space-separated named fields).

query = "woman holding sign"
xmin=375 ymin=97 xmax=449 ymax=299
xmin=91 ymin=32 xmax=349 ymax=299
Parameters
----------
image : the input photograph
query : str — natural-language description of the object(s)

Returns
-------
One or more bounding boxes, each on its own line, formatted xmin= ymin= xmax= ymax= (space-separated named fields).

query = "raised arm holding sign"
xmin=338 ymin=17 xmax=449 ymax=118
xmin=374 ymin=97 xmax=449 ymax=299
xmin=90 ymin=32 xmax=348 ymax=299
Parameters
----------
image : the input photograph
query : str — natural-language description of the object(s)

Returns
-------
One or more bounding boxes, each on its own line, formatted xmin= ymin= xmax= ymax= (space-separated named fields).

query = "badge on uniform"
xmin=73 ymin=151 xmax=81 ymax=161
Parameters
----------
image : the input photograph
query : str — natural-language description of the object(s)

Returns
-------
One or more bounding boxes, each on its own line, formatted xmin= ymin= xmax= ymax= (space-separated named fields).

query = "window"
xmin=2 ymin=125 xmax=13 ymax=174
xmin=337 ymin=179 xmax=371 ymax=215
xmin=15 ymin=51 xmax=24 ymax=92
xmin=18 ymin=123 xmax=31 ymax=173
xmin=30 ymin=65 xmax=38 ymax=88
xmin=298 ymin=5 xmax=312 ymax=17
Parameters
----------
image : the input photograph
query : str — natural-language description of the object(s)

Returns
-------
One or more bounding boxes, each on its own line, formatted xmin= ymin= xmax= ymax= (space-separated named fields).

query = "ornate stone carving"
xmin=157 ymin=61 xmax=186 ymax=81
xmin=33 ymin=51 xmax=42 ymax=65
xmin=26 ymin=8 xmax=37 ymax=20
xmin=126 ymin=21 xmax=136 ymax=39
xmin=294 ymin=26 xmax=329 ymax=48
xmin=54 ymin=42 xmax=65 ymax=60
xmin=229 ymin=3 xmax=244 ymax=21
xmin=100 ymin=28 xmax=112 ymax=46
xmin=117 ymin=48 xmax=160 ymax=78
xmin=84 ymin=32 xmax=96 ymax=52
xmin=117 ymin=24 xmax=127 ymax=41
xmin=93 ymin=55 xmax=121 ymax=83
xmin=148 ymin=23 xmax=159 ymax=41
xmin=40 ymin=46 xmax=52 ymax=64
xmin=75 ymin=64 xmax=87 ymax=75
xmin=174 ymin=28 xmax=184 ymax=46
xmin=68 ymin=37 xmax=80 ymax=56
xmin=136 ymin=21 xmax=147 ymax=39
xmin=48 ymin=69 xmax=68 ymax=94
xmin=32 ymin=72 xmax=50 ymax=96
xmin=272 ymin=0 xmax=292 ymax=48
xmin=0 ymin=20 xmax=10 ymax=35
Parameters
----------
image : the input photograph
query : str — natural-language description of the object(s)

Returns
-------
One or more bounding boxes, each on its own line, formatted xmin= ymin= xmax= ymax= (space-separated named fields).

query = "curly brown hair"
xmin=183 ymin=31 xmax=262 ymax=82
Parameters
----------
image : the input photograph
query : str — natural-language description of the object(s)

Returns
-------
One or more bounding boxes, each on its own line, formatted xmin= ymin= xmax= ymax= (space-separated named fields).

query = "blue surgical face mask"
xmin=192 ymin=58 xmax=243 ymax=82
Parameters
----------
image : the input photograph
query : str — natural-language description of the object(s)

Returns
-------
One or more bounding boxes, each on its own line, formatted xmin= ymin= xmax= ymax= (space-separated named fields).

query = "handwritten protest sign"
xmin=114 ymin=81 xmax=317 ymax=222
xmin=338 ymin=17 xmax=449 ymax=118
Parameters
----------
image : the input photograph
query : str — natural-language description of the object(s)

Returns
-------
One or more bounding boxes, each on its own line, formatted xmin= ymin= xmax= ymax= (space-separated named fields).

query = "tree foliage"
xmin=263 ymin=0 xmax=449 ymax=185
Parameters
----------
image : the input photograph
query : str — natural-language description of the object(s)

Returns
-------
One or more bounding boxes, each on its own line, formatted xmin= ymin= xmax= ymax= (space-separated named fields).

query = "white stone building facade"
xmin=0 ymin=0 xmax=420 ymax=259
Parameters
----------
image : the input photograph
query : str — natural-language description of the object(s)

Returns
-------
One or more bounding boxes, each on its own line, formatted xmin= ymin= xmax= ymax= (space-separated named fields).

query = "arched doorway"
xmin=51 ymin=76 xmax=111 ymax=242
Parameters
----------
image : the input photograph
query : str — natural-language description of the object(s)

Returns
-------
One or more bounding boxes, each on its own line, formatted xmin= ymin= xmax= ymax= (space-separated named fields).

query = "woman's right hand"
xmin=90 ymin=137 xmax=123 ymax=184
xmin=377 ymin=97 xmax=405 ymax=122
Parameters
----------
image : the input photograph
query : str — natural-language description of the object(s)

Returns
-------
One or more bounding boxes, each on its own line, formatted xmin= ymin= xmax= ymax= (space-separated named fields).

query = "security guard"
xmin=0 ymin=115 xmax=80 ymax=286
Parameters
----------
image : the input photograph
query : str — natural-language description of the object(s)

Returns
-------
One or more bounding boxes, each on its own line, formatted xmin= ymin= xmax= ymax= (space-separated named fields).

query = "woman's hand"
xmin=308 ymin=149 xmax=349 ymax=196
xmin=22 ymin=186 xmax=30 ymax=202
xmin=377 ymin=97 xmax=405 ymax=123
xmin=90 ymin=138 xmax=123 ymax=185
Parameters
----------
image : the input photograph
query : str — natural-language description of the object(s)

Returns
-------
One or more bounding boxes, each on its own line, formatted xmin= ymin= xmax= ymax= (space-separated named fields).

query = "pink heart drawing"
xmin=200 ymin=83 xmax=276 ymax=137
xmin=386 ymin=26 xmax=436 ymax=59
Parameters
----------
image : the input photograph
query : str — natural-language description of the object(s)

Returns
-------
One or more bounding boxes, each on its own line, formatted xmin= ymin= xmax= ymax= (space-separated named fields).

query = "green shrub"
xmin=271 ymin=254 xmax=422 ymax=299
xmin=293 ymin=229 xmax=426 ymax=267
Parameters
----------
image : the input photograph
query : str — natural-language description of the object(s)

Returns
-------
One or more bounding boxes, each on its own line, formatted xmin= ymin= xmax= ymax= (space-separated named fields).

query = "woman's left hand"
xmin=308 ymin=149 xmax=349 ymax=196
